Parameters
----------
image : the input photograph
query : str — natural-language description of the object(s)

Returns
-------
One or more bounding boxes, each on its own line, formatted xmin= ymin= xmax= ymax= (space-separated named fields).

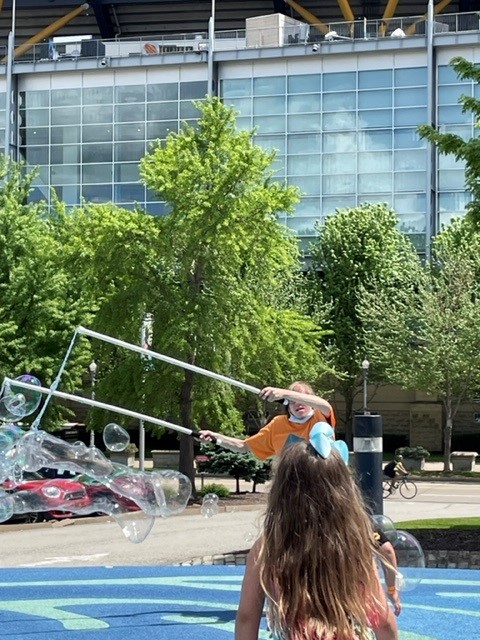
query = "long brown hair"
xmin=258 ymin=441 xmax=380 ymax=640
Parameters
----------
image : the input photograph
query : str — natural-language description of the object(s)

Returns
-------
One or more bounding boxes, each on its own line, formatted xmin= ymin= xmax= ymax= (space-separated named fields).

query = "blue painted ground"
xmin=0 ymin=565 xmax=477 ymax=639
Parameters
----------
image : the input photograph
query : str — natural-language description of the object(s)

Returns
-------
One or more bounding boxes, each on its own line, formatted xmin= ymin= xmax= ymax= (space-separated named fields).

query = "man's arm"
xmin=198 ymin=430 xmax=250 ymax=453
xmin=259 ymin=386 xmax=333 ymax=417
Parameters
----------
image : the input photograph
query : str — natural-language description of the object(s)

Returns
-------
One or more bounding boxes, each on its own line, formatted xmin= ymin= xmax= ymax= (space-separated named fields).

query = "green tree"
xmin=199 ymin=443 xmax=270 ymax=494
xmin=418 ymin=56 xmax=480 ymax=226
xmin=140 ymin=97 xmax=329 ymax=486
xmin=360 ymin=217 xmax=480 ymax=471
xmin=308 ymin=202 xmax=422 ymax=444
xmin=0 ymin=157 xmax=91 ymax=427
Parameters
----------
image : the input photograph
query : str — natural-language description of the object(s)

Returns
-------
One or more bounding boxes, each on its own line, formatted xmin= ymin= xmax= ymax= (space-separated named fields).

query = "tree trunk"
xmin=443 ymin=401 xmax=453 ymax=473
xmin=179 ymin=365 xmax=195 ymax=491
xmin=236 ymin=474 xmax=241 ymax=494
xmin=343 ymin=387 xmax=355 ymax=449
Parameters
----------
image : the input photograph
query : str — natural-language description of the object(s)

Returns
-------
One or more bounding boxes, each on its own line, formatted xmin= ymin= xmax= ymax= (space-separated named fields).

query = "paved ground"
xmin=0 ymin=564 xmax=477 ymax=640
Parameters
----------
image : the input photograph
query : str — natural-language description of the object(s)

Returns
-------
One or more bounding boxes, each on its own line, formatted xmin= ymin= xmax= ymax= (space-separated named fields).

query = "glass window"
xmin=147 ymin=83 xmax=178 ymax=101
xmin=220 ymin=78 xmax=251 ymax=98
xmin=394 ymin=149 xmax=426 ymax=170
xmin=397 ymin=213 xmax=426 ymax=233
xmin=359 ymin=130 xmax=392 ymax=151
xmin=83 ymin=125 xmax=113 ymax=143
xmin=322 ymin=195 xmax=356 ymax=214
xmin=287 ymin=94 xmax=321 ymax=113
xmin=323 ymin=153 xmax=356 ymax=174
xmin=115 ymin=123 xmax=145 ymax=141
xmin=83 ymin=164 xmax=113 ymax=183
xmin=114 ymin=183 xmax=146 ymax=201
xmin=323 ymin=91 xmax=355 ymax=111
xmin=25 ymin=147 xmax=49 ymax=164
xmin=287 ymin=154 xmax=321 ymax=175
xmin=438 ymin=153 xmax=465 ymax=170
xmin=115 ymin=85 xmax=145 ymax=103
xmin=323 ymin=72 xmax=355 ymax=92
xmin=358 ymin=151 xmax=392 ymax=173
xmin=438 ymin=105 xmax=471 ymax=125
xmin=23 ymin=127 xmax=49 ymax=145
xmin=256 ymin=135 xmax=286 ymax=154
xmin=83 ymin=105 xmax=113 ymax=124
xmin=438 ymin=170 xmax=466 ymax=190
xmin=82 ymin=184 xmax=112 ymax=203
xmin=394 ymin=67 xmax=427 ymax=87
xmin=51 ymin=88 xmax=81 ymax=107
xmin=323 ymin=132 xmax=357 ymax=153
xmin=24 ymin=109 xmax=49 ymax=126
xmin=323 ymin=174 xmax=356 ymax=194
xmin=358 ymin=110 xmax=391 ymax=128
xmin=394 ymin=107 xmax=427 ymax=126
xmin=358 ymin=90 xmax=392 ymax=109
xmin=147 ymin=102 xmax=178 ymax=121
xmin=53 ymin=184 xmax=80 ymax=206
xmin=358 ymin=173 xmax=392 ymax=193
xmin=437 ymin=85 xmax=460 ymax=105
xmin=393 ymin=128 xmax=424 ymax=149
xmin=438 ymin=191 xmax=469 ymax=213
xmin=180 ymin=81 xmax=207 ymax=100
xmin=395 ymin=171 xmax=425 ymax=191
xmin=51 ymin=126 xmax=81 ymax=144
xmin=323 ymin=111 xmax=356 ymax=131
xmin=287 ymin=215 xmax=319 ymax=235
xmin=114 ymin=141 xmax=146 ymax=162
xmin=51 ymin=108 xmax=81 ymax=126
xmin=51 ymin=165 xmax=80 ymax=184
xmin=51 ymin=145 xmax=80 ymax=164
xmin=29 ymin=186 xmax=50 ymax=202
xmin=253 ymin=115 xmax=285 ymax=133
xmin=394 ymin=87 xmax=427 ymax=107
xmin=83 ymin=86 xmax=113 ymax=104
xmin=224 ymin=97 xmax=252 ymax=115
xmin=438 ymin=65 xmax=469 ymax=84
xmin=292 ymin=200 xmax=321 ymax=219
xmin=288 ymin=175 xmax=320 ymax=196
xmin=235 ymin=117 xmax=252 ymax=131
xmin=288 ymin=74 xmax=321 ymax=94
xmin=287 ymin=134 xmax=320 ymax=154
xmin=287 ymin=113 xmax=321 ymax=133
xmin=116 ymin=104 xmax=145 ymax=123
xmin=394 ymin=193 xmax=426 ymax=215
xmin=271 ymin=156 xmax=285 ymax=175
xmin=147 ymin=121 xmax=177 ymax=140
xmin=180 ymin=101 xmax=202 ymax=119
xmin=82 ymin=144 xmax=113 ymax=163
xmin=115 ymin=163 xmax=140 ymax=182
xmin=23 ymin=90 xmax=49 ymax=108
xmin=253 ymin=96 xmax=285 ymax=116
xmin=253 ymin=76 xmax=285 ymax=95
xmin=359 ymin=69 xmax=392 ymax=89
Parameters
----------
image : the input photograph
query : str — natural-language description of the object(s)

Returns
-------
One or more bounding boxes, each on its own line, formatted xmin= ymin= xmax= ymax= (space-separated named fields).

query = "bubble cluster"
xmin=0 ymin=375 xmax=193 ymax=543
xmin=201 ymin=492 xmax=219 ymax=518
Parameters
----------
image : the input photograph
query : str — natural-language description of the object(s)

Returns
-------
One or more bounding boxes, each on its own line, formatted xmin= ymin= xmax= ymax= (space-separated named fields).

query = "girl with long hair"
xmin=235 ymin=434 xmax=398 ymax=640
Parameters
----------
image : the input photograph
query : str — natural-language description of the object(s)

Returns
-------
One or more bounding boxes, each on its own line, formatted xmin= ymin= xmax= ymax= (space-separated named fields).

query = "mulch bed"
xmin=405 ymin=528 xmax=480 ymax=552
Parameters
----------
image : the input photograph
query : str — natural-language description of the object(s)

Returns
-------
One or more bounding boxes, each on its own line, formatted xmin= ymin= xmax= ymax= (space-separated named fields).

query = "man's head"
xmin=286 ymin=381 xmax=314 ymax=420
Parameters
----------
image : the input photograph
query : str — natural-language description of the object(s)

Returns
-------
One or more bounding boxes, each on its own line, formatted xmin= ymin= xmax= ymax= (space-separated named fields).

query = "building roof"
xmin=0 ymin=0 xmax=466 ymax=41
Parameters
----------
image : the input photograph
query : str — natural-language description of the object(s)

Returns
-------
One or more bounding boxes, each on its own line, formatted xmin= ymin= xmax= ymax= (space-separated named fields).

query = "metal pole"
xmin=76 ymin=326 xmax=261 ymax=395
xmin=425 ymin=0 xmax=435 ymax=261
xmin=89 ymin=360 xmax=97 ymax=447
xmin=139 ymin=313 xmax=154 ymax=472
xmin=4 ymin=0 xmax=16 ymax=158
xmin=207 ymin=0 xmax=215 ymax=96
xmin=4 ymin=377 xmax=196 ymax=436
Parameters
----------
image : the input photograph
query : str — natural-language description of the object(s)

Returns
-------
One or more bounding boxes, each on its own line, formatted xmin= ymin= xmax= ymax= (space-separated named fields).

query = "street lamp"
xmin=361 ymin=358 xmax=370 ymax=414
xmin=88 ymin=360 xmax=97 ymax=447
xmin=5 ymin=0 xmax=17 ymax=158
xmin=207 ymin=0 xmax=215 ymax=96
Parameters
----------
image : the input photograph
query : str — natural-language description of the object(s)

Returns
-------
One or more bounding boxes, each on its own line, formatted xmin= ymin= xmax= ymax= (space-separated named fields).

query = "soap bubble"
xmin=393 ymin=529 xmax=425 ymax=591
xmin=151 ymin=470 xmax=192 ymax=517
xmin=0 ymin=490 xmax=14 ymax=523
xmin=0 ymin=375 xmax=42 ymax=420
xmin=201 ymin=492 xmax=219 ymax=518
xmin=372 ymin=514 xmax=398 ymax=544
xmin=103 ymin=423 xmax=130 ymax=452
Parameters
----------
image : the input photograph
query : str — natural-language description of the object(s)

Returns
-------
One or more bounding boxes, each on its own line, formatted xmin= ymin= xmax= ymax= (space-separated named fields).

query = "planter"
xmin=450 ymin=451 xmax=478 ymax=472
xmin=151 ymin=449 xmax=180 ymax=470
xmin=403 ymin=457 xmax=425 ymax=472
xmin=109 ymin=452 xmax=136 ymax=467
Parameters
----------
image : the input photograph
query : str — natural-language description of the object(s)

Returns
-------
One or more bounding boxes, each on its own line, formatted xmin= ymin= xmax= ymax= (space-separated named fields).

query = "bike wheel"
xmin=383 ymin=481 xmax=392 ymax=499
xmin=399 ymin=480 xmax=417 ymax=499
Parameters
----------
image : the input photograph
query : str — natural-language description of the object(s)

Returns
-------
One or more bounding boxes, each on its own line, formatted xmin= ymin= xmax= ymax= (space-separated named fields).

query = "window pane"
xmin=25 ymin=109 xmax=49 ymax=126
xmin=395 ymin=171 xmax=425 ymax=191
xmin=358 ymin=90 xmax=392 ymax=109
xmin=395 ymin=87 xmax=427 ymax=107
xmin=256 ymin=135 xmax=285 ymax=154
xmin=116 ymin=104 xmax=145 ymax=122
xmin=83 ymin=164 xmax=113 ymax=183
xmin=23 ymin=90 xmax=49 ymax=108
xmin=180 ymin=81 xmax=207 ymax=99
xmin=253 ymin=115 xmax=285 ymax=133
xmin=147 ymin=83 xmax=178 ymax=101
xmin=51 ymin=107 xmax=81 ymax=125
xmin=82 ymin=184 xmax=112 ymax=203
xmin=221 ymin=78 xmax=251 ymax=98
xmin=224 ymin=97 xmax=252 ymax=115
xmin=115 ymin=123 xmax=145 ymax=141
xmin=83 ymin=105 xmax=113 ymax=124
xmin=288 ymin=74 xmax=321 ymax=94
xmin=323 ymin=132 xmax=357 ymax=152
xmin=147 ymin=121 xmax=177 ymax=140
xmin=359 ymin=69 xmax=392 ymax=89
xmin=114 ymin=183 xmax=145 ymax=201
xmin=394 ymin=107 xmax=427 ymax=126
xmin=83 ymin=86 xmax=113 ymax=104
xmin=253 ymin=96 xmax=284 ymax=116
xmin=323 ymin=153 xmax=356 ymax=174
xmin=394 ymin=149 xmax=425 ymax=170
xmin=287 ymin=113 xmax=321 ymax=132
xmin=323 ymin=174 xmax=356 ymax=194
xmin=358 ymin=173 xmax=392 ymax=193
xmin=23 ymin=127 xmax=49 ymax=145
xmin=359 ymin=130 xmax=392 ymax=151
xmin=114 ymin=141 xmax=145 ymax=162
xmin=438 ymin=170 xmax=466 ymax=190
xmin=289 ymin=175 xmax=320 ymax=195
xmin=180 ymin=101 xmax=202 ymax=119
xmin=115 ymin=85 xmax=145 ymax=103
xmin=322 ymin=195 xmax=356 ymax=214
xmin=82 ymin=144 xmax=113 ymax=163
xmin=287 ymin=154 xmax=321 ymax=175
xmin=83 ymin=125 xmax=113 ymax=143
xmin=394 ymin=193 xmax=426 ymax=214
xmin=115 ymin=163 xmax=140 ymax=182
xmin=287 ymin=134 xmax=321 ymax=154
xmin=25 ymin=147 xmax=49 ymax=164
xmin=394 ymin=67 xmax=427 ymax=86
xmin=51 ymin=144 xmax=80 ymax=164
xmin=438 ymin=105 xmax=471 ymax=125
xmin=51 ymin=88 xmax=81 ymax=107
xmin=51 ymin=165 xmax=80 ymax=184
xmin=323 ymin=72 xmax=355 ymax=92
xmin=253 ymin=76 xmax=285 ymax=95
xmin=147 ymin=102 xmax=178 ymax=120
xmin=394 ymin=128 xmax=424 ymax=149
xmin=358 ymin=110 xmax=392 ymax=128
xmin=287 ymin=94 xmax=321 ymax=113
xmin=51 ymin=126 xmax=80 ymax=144
xmin=323 ymin=91 xmax=355 ymax=111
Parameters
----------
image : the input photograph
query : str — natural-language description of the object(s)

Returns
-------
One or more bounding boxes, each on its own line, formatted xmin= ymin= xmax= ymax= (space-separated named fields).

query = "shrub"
xmin=395 ymin=445 xmax=430 ymax=460
xmin=197 ymin=483 xmax=230 ymax=498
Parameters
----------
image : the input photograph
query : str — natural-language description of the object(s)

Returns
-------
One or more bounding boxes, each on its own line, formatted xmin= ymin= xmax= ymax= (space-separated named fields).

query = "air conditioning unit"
xmin=246 ymin=13 xmax=308 ymax=48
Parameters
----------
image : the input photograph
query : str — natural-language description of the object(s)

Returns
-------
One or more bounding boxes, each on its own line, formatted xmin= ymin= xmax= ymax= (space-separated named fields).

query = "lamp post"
xmin=207 ymin=0 xmax=215 ymax=96
xmin=5 ymin=0 xmax=17 ymax=158
xmin=361 ymin=358 xmax=370 ymax=414
xmin=88 ymin=360 xmax=97 ymax=447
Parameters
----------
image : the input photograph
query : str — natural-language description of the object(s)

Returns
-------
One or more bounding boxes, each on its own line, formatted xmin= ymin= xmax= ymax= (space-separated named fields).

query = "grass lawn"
xmin=395 ymin=517 xmax=480 ymax=529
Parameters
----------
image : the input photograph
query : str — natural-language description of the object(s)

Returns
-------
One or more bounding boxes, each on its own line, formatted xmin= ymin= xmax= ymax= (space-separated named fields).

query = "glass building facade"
xmin=1 ymin=34 xmax=479 ymax=255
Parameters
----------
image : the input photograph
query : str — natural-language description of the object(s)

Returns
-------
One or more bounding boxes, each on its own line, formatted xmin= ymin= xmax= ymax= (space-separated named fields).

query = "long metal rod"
xmin=76 ymin=326 xmax=261 ymax=395
xmin=5 ymin=377 xmax=195 ymax=436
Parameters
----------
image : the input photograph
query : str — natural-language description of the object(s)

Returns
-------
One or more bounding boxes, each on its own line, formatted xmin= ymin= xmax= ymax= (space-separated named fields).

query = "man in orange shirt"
xmin=198 ymin=381 xmax=335 ymax=460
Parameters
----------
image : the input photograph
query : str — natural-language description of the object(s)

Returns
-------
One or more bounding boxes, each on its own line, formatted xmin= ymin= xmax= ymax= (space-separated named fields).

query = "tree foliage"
xmin=360 ymin=216 xmax=480 ymax=471
xmin=418 ymin=56 xmax=480 ymax=226
xmin=308 ymin=202 xmax=421 ymax=443
xmin=139 ymin=97 xmax=330 ymax=484
xmin=198 ymin=443 xmax=271 ymax=494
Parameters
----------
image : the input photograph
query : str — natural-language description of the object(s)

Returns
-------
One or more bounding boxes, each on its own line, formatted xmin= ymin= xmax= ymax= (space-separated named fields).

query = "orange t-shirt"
xmin=245 ymin=407 xmax=335 ymax=460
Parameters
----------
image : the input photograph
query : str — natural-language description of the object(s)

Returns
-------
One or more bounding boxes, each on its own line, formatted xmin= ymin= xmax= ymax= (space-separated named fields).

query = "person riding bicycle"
xmin=383 ymin=455 xmax=408 ymax=494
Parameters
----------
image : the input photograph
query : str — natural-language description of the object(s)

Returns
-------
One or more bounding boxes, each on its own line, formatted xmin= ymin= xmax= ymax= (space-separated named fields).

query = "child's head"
xmin=259 ymin=440 xmax=379 ymax=640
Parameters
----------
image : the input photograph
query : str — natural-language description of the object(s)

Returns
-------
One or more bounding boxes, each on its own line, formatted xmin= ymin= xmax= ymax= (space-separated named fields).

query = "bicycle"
xmin=383 ymin=475 xmax=417 ymax=499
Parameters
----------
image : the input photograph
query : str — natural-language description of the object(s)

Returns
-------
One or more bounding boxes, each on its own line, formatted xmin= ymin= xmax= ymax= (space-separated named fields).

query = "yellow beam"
xmin=4 ymin=3 xmax=89 ymax=61
xmin=382 ymin=0 xmax=400 ymax=20
xmin=285 ymin=0 xmax=329 ymax=35
xmin=336 ymin=0 xmax=355 ymax=22
xmin=405 ymin=0 xmax=453 ymax=35
xmin=0 ymin=1 xmax=5 ymax=13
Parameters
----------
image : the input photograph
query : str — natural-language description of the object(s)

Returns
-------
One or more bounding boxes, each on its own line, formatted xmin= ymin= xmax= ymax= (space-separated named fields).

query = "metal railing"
xmin=1 ymin=11 xmax=479 ymax=65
